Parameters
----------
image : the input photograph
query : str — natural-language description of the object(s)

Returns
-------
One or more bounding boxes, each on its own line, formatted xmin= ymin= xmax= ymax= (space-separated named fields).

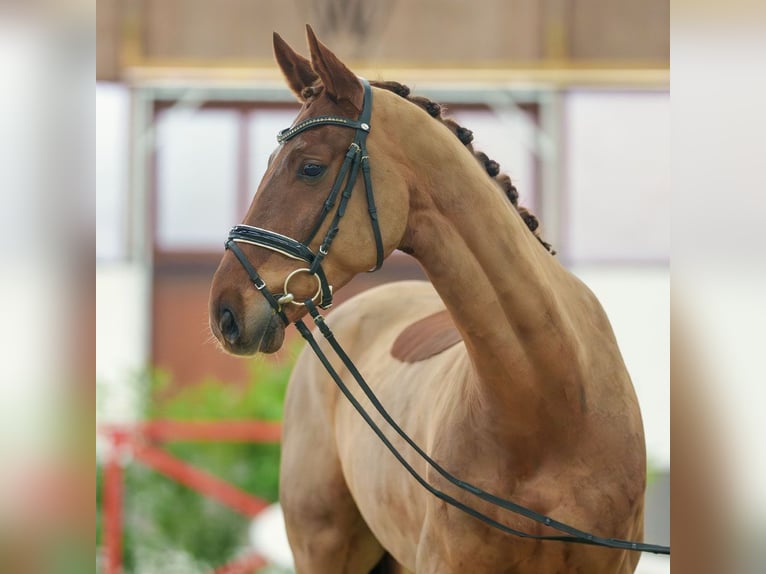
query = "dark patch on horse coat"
xmin=391 ymin=310 xmax=463 ymax=363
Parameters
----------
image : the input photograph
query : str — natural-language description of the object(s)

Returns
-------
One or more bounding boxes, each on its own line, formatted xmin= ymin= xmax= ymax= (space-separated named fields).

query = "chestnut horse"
xmin=209 ymin=27 xmax=646 ymax=573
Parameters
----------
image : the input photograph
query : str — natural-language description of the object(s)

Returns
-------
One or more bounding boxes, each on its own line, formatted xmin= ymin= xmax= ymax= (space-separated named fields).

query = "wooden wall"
xmin=96 ymin=0 xmax=122 ymax=80
xmin=98 ymin=0 xmax=669 ymax=80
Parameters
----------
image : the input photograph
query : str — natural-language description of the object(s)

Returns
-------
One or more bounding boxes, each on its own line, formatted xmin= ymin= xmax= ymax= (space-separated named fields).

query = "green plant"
xmin=97 ymin=345 xmax=300 ymax=573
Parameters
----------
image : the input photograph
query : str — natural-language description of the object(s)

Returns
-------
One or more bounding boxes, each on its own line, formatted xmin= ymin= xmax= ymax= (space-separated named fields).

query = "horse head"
xmin=209 ymin=26 xmax=410 ymax=355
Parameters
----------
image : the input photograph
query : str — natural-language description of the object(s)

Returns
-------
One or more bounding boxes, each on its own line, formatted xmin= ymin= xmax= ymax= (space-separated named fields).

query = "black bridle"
xmin=223 ymin=79 xmax=670 ymax=556
xmin=225 ymin=79 xmax=382 ymax=323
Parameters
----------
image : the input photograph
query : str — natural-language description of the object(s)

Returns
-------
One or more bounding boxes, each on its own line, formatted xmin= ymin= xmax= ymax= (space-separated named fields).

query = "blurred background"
xmin=96 ymin=1 xmax=669 ymax=572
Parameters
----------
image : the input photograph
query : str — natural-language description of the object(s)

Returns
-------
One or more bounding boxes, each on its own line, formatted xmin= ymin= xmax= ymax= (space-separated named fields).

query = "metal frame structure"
xmin=128 ymin=81 xmax=557 ymax=259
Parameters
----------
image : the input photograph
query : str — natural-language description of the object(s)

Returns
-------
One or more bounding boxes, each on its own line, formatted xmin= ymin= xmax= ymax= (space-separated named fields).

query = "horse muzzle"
xmin=210 ymin=298 xmax=286 ymax=355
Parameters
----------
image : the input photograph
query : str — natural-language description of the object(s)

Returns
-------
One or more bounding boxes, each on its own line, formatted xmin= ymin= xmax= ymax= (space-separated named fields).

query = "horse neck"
xmin=397 ymin=114 xmax=583 ymax=440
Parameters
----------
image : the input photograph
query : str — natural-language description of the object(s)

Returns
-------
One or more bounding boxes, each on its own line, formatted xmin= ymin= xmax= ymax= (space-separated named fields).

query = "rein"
xmin=224 ymin=79 xmax=670 ymax=556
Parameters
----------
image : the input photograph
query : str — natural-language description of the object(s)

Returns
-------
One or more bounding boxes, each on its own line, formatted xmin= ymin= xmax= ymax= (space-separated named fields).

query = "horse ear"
xmin=273 ymin=32 xmax=318 ymax=101
xmin=305 ymin=24 xmax=363 ymax=111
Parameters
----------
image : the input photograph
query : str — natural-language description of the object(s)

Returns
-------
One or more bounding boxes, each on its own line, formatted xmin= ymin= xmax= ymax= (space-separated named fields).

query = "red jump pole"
xmin=212 ymin=552 xmax=269 ymax=574
xmin=132 ymin=441 xmax=269 ymax=517
xmin=140 ymin=420 xmax=281 ymax=443
xmin=103 ymin=430 xmax=127 ymax=574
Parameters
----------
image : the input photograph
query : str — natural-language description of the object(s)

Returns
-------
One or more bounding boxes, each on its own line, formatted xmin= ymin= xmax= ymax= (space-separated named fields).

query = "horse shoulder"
xmin=286 ymin=279 xmax=446 ymax=418
xmin=312 ymin=279 xmax=448 ymax=359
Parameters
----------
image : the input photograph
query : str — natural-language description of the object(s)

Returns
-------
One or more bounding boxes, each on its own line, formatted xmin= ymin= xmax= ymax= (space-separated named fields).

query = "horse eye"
xmin=301 ymin=163 xmax=324 ymax=178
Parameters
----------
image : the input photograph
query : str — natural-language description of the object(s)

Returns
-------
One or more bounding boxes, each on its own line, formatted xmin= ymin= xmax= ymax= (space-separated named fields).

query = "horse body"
xmin=209 ymin=27 xmax=647 ymax=573
xmin=282 ymin=281 xmax=644 ymax=573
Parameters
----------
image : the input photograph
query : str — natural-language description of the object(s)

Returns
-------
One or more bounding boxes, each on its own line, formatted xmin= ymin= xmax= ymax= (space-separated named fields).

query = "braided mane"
xmin=301 ymin=81 xmax=555 ymax=254
xmin=371 ymin=81 xmax=555 ymax=255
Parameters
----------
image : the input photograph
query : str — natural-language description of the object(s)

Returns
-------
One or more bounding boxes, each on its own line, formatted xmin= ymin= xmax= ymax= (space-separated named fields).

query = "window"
xmin=155 ymin=107 xmax=239 ymax=251
xmin=96 ymin=83 xmax=130 ymax=261
xmin=563 ymin=91 xmax=670 ymax=262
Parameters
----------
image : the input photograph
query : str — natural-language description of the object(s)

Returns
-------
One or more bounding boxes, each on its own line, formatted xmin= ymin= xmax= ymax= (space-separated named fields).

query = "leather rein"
xmin=223 ymin=78 xmax=670 ymax=556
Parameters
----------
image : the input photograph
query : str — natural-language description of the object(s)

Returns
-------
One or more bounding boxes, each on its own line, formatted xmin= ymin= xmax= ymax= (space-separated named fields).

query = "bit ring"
xmin=282 ymin=268 xmax=322 ymax=306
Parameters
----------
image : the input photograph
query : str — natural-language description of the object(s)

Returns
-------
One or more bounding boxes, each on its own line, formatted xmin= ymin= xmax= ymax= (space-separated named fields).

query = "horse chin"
xmin=256 ymin=316 xmax=285 ymax=354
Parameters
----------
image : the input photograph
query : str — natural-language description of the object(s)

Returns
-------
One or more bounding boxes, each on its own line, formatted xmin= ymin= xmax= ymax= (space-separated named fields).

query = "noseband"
xmin=220 ymin=79 xmax=669 ymax=556
xmin=225 ymin=79 xmax=383 ymax=323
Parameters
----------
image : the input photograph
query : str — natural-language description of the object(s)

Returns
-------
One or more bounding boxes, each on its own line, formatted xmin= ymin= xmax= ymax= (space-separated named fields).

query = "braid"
xmin=408 ymin=95 xmax=442 ymax=118
xmin=369 ymin=80 xmax=555 ymax=255
xmin=301 ymin=84 xmax=322 ymax=99
xmin=474 ymin=151 xmax=500 ymax=177
xmin=495 ymin=174 xmax=519 ymax=206
xmin=443 ymin=118 xmax=475 ymax=149
xmin=372 ymin=80 xmax=410 ymax=98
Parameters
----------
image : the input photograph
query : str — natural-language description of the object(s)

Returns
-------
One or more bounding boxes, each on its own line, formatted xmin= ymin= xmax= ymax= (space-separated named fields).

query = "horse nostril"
xmin=219 ymin=307 xmax=240 ymax=344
